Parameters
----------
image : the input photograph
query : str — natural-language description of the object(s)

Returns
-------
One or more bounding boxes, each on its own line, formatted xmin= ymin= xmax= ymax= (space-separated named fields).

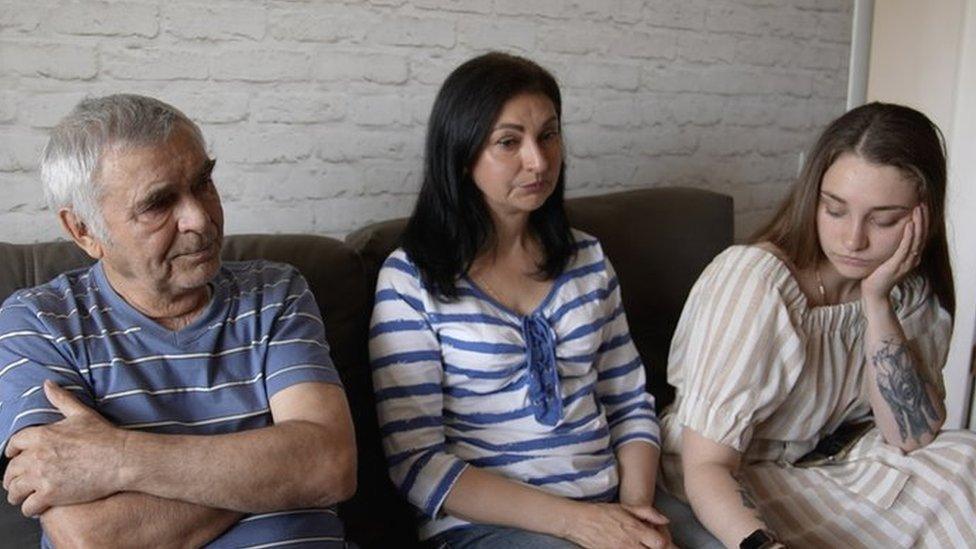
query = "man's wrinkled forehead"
xmin=94 ymin=122 xmax=209 ymax=187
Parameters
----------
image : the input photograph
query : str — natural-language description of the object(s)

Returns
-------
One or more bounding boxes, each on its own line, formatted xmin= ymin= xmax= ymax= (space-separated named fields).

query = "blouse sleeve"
xmin=666 ymin=248 xmax=806 ymax=452
xmin=894 ymin=275 xmax=953 ymax=400
xmin=592 ymin=257 xmax=660 ymax=450
xmin=368 ymin=251 xmax=467 ymax=520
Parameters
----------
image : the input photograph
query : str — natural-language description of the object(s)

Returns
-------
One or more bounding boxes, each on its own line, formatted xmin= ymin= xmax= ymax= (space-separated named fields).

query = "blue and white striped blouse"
xmin=0 ymin=260 xmax=344 ymax=548
xmin=369 ymin=230 xmax=660 ymax=540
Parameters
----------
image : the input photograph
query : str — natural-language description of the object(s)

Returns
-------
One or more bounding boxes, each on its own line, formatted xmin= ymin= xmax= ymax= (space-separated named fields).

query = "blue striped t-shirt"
xmin=0 ymin=260 xmax=344 ymax=548
xmin=369 ymin=230 xmax=660 ymax=540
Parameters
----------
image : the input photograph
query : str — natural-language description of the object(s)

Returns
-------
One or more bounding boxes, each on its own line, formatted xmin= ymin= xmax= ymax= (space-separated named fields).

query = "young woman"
xmin=369 ymin=52 xmax=678 ymax=548
xmin=661 ymin=102 xmax=976 ymax=548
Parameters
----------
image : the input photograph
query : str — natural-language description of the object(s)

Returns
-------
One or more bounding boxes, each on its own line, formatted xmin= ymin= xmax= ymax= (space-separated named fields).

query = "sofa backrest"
xmin=0 ymin=234 xmax=383 ymax=547
xmin=348 ymin=187 xmax=734 ymax=407
xmin=0 ymin=187 xmax=733 ymax=548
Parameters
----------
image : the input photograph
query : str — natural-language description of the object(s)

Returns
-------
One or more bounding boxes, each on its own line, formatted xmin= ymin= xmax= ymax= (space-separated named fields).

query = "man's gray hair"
xmin=41 ymin=94 xmax=206 ymax=240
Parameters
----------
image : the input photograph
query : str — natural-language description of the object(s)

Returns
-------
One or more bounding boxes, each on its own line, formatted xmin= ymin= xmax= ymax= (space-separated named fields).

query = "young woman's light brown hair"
xmin=752 ymin=101 xmax=955 ymax=314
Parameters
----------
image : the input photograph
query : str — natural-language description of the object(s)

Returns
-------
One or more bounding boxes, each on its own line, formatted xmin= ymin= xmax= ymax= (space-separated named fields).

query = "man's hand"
xmin=3 ymin=381 xmax=125 ymax=516
xmin=564 ymin=501 xmax=673 ymax=549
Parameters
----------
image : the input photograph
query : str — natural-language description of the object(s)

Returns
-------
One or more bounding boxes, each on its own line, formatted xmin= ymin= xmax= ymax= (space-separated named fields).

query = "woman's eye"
xmin=872 ymin=217 xmax=900 ymax=228
xmin=826 ymin=209 xmax=845 ymax=218
xmin=194 ymin=177 xmax=215 ymax=194
xmin=496 ymin=137 xmax=518 ymax=149
xmin=540 ymin=130 xmax=560 ymax=142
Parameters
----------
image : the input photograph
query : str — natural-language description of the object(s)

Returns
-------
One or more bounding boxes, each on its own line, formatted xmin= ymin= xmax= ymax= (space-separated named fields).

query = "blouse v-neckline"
xmin=463 ymin=273 xmax=558 ymax=320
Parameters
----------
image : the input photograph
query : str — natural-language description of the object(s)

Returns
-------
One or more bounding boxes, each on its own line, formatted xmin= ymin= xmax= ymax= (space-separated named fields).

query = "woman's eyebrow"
xmin=492 ymin=116 xmax=558 ymax=132
xmin=820 ymin=191 xmax=911 ymax=212
xmin=493 ymin=123 xmax=524 ymax=132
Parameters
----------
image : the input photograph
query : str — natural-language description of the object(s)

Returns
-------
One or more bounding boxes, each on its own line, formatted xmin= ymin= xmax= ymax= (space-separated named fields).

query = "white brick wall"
xmin=0 ymin=0 xmax=852 ymax=242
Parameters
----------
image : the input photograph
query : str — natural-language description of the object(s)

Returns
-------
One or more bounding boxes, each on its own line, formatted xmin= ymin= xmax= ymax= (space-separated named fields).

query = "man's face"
xmin=93 ymin=123 xmax=223 ymax=301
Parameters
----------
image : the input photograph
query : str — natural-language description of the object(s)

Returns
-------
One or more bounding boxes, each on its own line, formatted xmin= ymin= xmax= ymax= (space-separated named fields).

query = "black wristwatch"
xmin=740 ymin=528 xmax=779 ymax=549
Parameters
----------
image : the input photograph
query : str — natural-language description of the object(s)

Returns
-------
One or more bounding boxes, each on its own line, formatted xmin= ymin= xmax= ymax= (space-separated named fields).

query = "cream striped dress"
xmin=660 ymin=245 xmax=976 ymax=548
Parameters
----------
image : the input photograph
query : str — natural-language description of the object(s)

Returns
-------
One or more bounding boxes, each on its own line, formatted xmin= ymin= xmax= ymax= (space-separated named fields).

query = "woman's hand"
xmin=861 ymin=204 xmax=926 ymax=305
xmin=564 ymin=501 xmax=673 ymax=549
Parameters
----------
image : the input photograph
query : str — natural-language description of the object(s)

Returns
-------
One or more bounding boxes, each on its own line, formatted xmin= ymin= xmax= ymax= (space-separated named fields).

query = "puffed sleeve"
xmin=666 ymin=247 xmax=806 ymax=452
xmin=892 ymin=274 xmax=953 ymax=400
xmin=368 ymin=250 xmax=467 ymax=519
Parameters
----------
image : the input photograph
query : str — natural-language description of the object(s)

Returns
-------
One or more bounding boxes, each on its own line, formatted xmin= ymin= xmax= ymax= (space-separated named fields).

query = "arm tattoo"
xmin=731 ymin=472 xmax=763 ymax=521
xmin=737 ymin=485 xmax=757 ymax=510
xmin=872 ymin=337 xmax=939 ymax=443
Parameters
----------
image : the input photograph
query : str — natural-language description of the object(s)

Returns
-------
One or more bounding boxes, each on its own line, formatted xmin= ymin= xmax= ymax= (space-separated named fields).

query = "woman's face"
xmin=817 ymin=152 xmax=922 ymax=279
xmin=470 ymin=92 xmax=562 ymax=221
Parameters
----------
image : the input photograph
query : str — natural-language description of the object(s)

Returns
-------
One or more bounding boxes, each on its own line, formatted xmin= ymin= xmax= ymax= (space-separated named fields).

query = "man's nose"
xmin=176 ymin=195 xmax=211 ymax=233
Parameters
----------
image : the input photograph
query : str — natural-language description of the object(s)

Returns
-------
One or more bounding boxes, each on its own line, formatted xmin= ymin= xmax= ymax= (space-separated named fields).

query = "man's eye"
xmin=141 ymin=195 xmax=174 ymax=214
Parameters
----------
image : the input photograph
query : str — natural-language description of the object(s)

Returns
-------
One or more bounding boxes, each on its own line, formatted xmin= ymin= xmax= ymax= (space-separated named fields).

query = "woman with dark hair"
xmin=369 ymin=52 xmax=679 ymax=548
xmin=660 ymin=102 xmax=976 ymax=548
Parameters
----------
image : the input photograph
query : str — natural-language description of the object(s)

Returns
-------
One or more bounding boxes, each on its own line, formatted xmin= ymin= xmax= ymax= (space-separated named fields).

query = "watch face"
xmin=740 ymin=529 xmax=775 ymax=549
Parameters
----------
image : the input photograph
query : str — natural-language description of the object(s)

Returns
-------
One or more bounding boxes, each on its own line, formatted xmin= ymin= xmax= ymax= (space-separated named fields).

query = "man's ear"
xmin=58 ymin=209 xmax=104 ymax=260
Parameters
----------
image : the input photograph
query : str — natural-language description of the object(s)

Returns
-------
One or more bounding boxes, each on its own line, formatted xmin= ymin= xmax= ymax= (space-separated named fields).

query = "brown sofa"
xmin=0 ymin=187 xmax=732 ymax=548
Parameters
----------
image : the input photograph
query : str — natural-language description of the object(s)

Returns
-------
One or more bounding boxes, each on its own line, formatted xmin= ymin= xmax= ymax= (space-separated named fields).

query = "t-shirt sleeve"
xmin=894 ymin=276 xmax=953 ymax=400
xmin=0 ymin=296 xmax=96 ymax=456
xmin=666 ymin=249 xmax=805 ymax=452
xmin=263 ymin=269 xmax=341 ymax=397
xmin=368 ymin=252 xmax=467 ymax=520
xmin=592 ymin=257 xmax=660 ymax=450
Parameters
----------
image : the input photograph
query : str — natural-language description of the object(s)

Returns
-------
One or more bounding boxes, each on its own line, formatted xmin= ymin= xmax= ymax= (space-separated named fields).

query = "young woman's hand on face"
xmin=861 ymin=204 xmax=927 ymax=304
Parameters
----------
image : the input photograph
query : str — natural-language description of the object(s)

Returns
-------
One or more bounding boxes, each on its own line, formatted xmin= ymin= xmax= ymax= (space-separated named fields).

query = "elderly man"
xmin=0 ymin=94 xmax=356 ymax=547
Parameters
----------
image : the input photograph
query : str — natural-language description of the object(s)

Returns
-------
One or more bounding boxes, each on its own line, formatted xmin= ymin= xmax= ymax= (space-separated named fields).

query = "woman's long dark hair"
xmin=402 ymin=52 xmax=574 ymax=300
xmin=752 ymin=102 xmax=955 ymax=315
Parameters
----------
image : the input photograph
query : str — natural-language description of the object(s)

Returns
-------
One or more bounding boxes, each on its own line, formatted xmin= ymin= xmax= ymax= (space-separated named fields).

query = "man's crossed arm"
xmin=3 ymin=381 xmax=356 ymax=547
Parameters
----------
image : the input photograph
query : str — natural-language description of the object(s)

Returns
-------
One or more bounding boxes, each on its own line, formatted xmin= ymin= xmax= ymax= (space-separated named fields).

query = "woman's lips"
xmin=519 ymin=181 xmax=547 ymax=193
xmin=834 ymin=254 xmax=872 ymax=268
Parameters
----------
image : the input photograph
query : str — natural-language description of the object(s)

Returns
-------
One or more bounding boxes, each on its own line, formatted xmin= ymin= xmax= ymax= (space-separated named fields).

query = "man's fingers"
xmin=4 ymin=429 xmax=31 ymax=459
xmin=2 ymin=454 xmax=24 ymax=490
xmin=5 ymin=474 xmax=31 ymax=507
xmin=43 ymin=380 xmax=89 ymax=417
xmin=20 ymin=491 xmax=50 ymax=518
